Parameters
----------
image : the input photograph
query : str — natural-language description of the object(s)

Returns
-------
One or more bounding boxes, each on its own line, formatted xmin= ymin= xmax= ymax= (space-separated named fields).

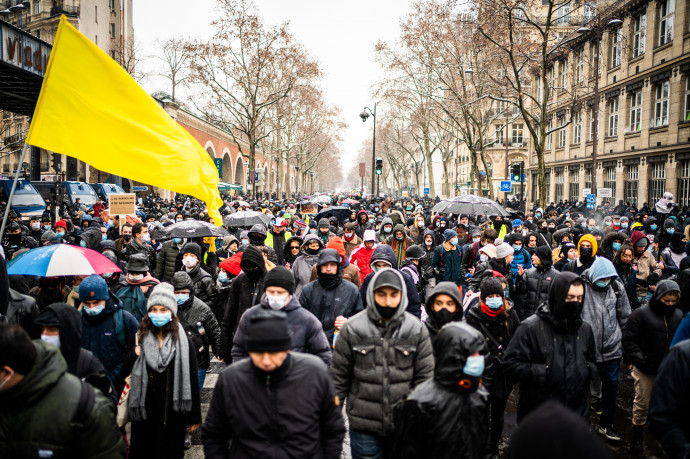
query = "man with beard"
xmin=299 ymin=249 xmax=363 ymax=346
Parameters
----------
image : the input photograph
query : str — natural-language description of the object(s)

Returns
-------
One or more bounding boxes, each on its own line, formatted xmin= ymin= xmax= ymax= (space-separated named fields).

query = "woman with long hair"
xmin=127 ymin=283 xmax=201 ymax=459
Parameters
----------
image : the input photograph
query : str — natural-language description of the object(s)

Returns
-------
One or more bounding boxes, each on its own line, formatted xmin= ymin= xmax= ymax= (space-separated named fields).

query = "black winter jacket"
xmin=623 ymin=284 xmax=682 ymax=375
xmin=201 ymin=353 xmax=346 ymax=459
xmin=177 ymin=295 xmax=222 ymax=368
xmin=154 ymin=240 xmax=181 ymax=282
xmin=515 ymin=261 xmax=559 ymax=320
xmin=184 ymin=264 xmax=217 ymax=307
xmin=219 ymin=271 xmax=265 ymax=361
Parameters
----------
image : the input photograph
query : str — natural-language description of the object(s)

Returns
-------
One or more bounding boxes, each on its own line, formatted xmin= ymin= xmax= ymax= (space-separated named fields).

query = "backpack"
xmin=115 ymin=286 xmax=148 ymax=322
xmin=71 ymin=379 xmax=95 ymax=432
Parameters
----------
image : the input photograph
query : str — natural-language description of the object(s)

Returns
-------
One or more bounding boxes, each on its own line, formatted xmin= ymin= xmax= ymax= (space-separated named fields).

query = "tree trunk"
xmin=479 ymin=149 xmax=494 ymax=200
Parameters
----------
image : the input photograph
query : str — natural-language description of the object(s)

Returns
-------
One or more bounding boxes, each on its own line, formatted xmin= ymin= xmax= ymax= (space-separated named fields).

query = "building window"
xmin=678 ymin=161 xmax=690 ymax=207
xmin=569 ymin=170 xmax=580 ymax=202
xmin=604 ymin=167 xmax=617 ymax=202
xmin=585 ymin=169 xmax=592 ymax=189
xmin=558 ymin=117 xmax=566 ymax=147
xmin=556 ymin=1 xmax=570 ymax=25
xmin=33 ymin=0 xmax=41 ymax=14
xmin=583 ymin=2 xmax=596 ymax=22
xmin=654 ymin=81 xmax=670 ymax=127
xmin=608 ymin=97 xmax=619 ymax=137
xmin=573 ymin=111 xmax=581 ymax=144
xmin=546 ymin=120 xmax=553 ymax=150
xmin=648 ymin=163 xmax=666 ymax=204
xmin=685 ymin=79 xmax=690 ymax=121
xmin=630 ymin=90 xmax=642 ymax=132
xmin=495 ymin=125 xmax=504 ymax=145
xmin=610 ymin=28 xmax=622 ymax=68
xmin=531 ymin=174 xmax=538 ymax=203
xmin=110 ymin=50 xmax=117 ymax=59
xmin=633 ymin=12 xmax=646 ymax=58
xmin=559 ymin=59 xmax=567 ymax=89
xmin=555 ymin=172 xmax=564 ymax=202
xmin=625 ymin=166 xmax=638 ymax=207
xmin=588 ymin=106 xmax=595 ymax=141
xmin=548 ymin=67 xmax=555 ymax=93
xmin=109 ymin=0 xmax=116 ymax=11
xmin=659 ymin=0 xmax=674 ymax=46
xmin=575 ymin=48 xmax=584 ymax=84
xmin=109 ymin=23 xmax=115 ymax=38
xmin=512 ymin=123 xmax=524 ymax=145
xmin=544 ymin=171 xmax=551 ymax=203
xmin=95 ymin=5 xmax=98 ymax=23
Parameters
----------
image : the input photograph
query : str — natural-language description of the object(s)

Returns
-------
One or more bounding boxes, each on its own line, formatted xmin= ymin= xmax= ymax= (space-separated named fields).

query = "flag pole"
xmin=0 ymin=141 xmax=30 ymax=242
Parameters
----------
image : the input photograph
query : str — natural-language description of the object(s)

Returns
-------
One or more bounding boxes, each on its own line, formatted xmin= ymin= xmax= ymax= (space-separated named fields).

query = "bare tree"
xmin=113 ymin=36 xmax=147 ymax=83
xmin=156 ymin=38 xmax=191 ymax=103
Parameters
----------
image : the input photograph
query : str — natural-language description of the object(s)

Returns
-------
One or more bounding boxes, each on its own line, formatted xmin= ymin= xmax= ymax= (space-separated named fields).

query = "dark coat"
xmin=432 ymin=243 xmax=464 ymax=285
xmin=623 ymin=284 xmax=683 ymax=376
xmin=648 ymin=339 xmax=690 ymax=459
xmin=154 ymin=239 xmax=181 ymax=282
xmin=390 ymin=323 xmax=489 ymax=459
xmin=177 ymin=295 xmax=222 ymax=369
xmin=184 ymin=264 xmax=217 ymax=307
xmin=424 ymin=281 xmax=464 ymax=344
xmin=231 ymin=295 xmax=332 ymax=366
xmin=201 ymin=353 xmax=346 ymax=459
xmin=0 ymin=342 xmax=126 ymax=458
xmin=515 ymin=248 xmax=558 ymax=320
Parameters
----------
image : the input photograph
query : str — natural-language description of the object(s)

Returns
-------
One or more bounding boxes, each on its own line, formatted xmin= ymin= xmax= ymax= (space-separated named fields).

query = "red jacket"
xmin=349 ymin=243 xmax=375 ymax=283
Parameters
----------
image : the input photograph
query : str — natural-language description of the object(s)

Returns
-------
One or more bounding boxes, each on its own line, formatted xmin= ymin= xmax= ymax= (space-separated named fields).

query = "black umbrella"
xmin=153 ymin=220 xmax=229 ymax=238
xmin=431 ymin=195 xmax=509 ymax=217
xmin=223 ymin=211 xmax=271 ymax=228
xmin=315 ymin=206 xmax=352 ymax=223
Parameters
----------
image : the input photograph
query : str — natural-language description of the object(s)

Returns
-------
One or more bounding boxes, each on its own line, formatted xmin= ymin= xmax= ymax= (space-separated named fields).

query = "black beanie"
xmin=480 ymin=277 xmax=505 ymax=301
xmin=182 ymin=242 xmax=202 ymax=259
xmin=263 ymin=266 xmax=295 ymax=294
xmin=245 ymin=310 xmax=292 ymax=352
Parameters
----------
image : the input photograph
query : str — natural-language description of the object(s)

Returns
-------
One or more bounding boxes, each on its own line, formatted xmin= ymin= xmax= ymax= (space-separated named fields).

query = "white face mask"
xmin=142 ymin=233 xmax=151 ymax=242
xmin=128 ymin=273 xmax=144 ymax=282
xmin=182 ymin=256 xmax=198 ymax=268
xmin=480 ymin=254 xmax=488 ymax=262
xmin=267 ymin=293 xmax=289 ymax=310
xmin=41 ymin=334 xmax=61 ymax=348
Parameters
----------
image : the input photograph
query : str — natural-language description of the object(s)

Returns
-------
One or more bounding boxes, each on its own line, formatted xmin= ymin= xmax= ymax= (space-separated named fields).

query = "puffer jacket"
xmin=0 ymin=341 xmax=126 ymax=458
xmin=349 ymin=242 xmax=376 ymax=283
xmin=581 ymin=260 xmax=631 ymax=362
xmin=503 ymin=273 xmax=597 ymax=421
xmin=185 ymin=263 xmax=217 ymax=306
xmin=331 ymin=270 xmax=434 ymax=436
xmin=231 ymin=294 xmax=331 ymax=366
xmin=623 ymin=280 xmax=683 ymax=375
xmin=390 ymin=323 xmax=489 ymax=459
xmin=291 ymin=234 xmax=325 ymax=298
xmin=432 ymin=242 xmax=463 ymax=285
xmin=515 ymin=246 xmax=558 ymax=320
xmin=154 ymin=239 xmax=181 ymax=282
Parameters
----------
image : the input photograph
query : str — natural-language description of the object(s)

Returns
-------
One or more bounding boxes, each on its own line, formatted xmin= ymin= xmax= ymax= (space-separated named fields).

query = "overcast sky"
xmin=133 ymin=0 xmax=415 ymax=180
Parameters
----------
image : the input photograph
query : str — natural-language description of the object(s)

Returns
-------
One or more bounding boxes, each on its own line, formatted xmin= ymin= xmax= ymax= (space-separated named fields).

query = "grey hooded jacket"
xmin=292 ymin=234 xmax=325 ymax=298
xmin=331 ymin=270 xmax=434 ymax=436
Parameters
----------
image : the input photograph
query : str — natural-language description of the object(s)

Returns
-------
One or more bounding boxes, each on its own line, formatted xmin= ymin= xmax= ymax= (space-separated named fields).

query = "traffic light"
xmin=511 ymin=163 xmax=521 ymax=182
xmin=51 ymin=153 xmax=61 ymax=172
xmin=375 ymin=158 xmax=383 ymax=175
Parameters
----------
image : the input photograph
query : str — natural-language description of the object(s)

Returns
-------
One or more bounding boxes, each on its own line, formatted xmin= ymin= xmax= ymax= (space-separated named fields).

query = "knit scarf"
xmin=129 ymin=323 xmax=192 ymax=421
xmin=480 ymin=301 xmax=504 ymax=317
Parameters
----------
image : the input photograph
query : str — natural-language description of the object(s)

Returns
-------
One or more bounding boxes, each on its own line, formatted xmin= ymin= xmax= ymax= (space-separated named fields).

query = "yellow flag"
xmin=27 ymin=16 xmax=223 ymax=225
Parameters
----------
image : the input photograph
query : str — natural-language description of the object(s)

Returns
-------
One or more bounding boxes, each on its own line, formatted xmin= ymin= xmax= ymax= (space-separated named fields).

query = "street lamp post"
xmin=577 ymin=17 xmax=622 ymax=200
xmin=360 ymin=103 xmax=376 ymax=197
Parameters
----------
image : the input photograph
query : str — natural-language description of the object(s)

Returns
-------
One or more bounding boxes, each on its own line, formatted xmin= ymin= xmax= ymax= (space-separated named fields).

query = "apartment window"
xmin=659 ymin=0 xmax=674 ymax=46
xmin=555 ymin=172 xmax=564 ymax=202
xmin=678 ymin=161 xmax=690 ymax=207
xmin=630 ymin=90 xmax=642 ymax=132
xmin=648 ymin=163 xmax=666 ymax=204
xmin=109 ymin=0 xmax=116 ymax=11
xmin=495 ymin=125 xmax=504 ymax=145
xmin=109 ymin=23 xmax=115 ymax=39
xmin=556 ymin=2 xmax=570 ymax=25
xmin=633 ymin=13 xmax=646 ymax=58
xmin=588 ymin=106 xmax=595 ymax=141
xmin=590 ymin=42 xmax=601 ymax=78
xmin=569 ymin=170 xmax=580 ymax=202
xmin=685 ymin=79 xmax=690 ymax=121
xmin=575 ymin=48 xmax=584 ymax=84
xmin=548 ymin=67 xmax=555 ymax=92
xmin=544 ymin=171 xmax=551 ymax=203
xmin=654 ymin=81 xmax=670 ymax=127
xmin=558 ymin=117 xmax=566 ymax=147
xmin=573 ymin=111 xmax=581 ymax=144
xmin=95 ymin=5 xmax=98 ymax=23
xmin=585 ymin=169 xmax=592 ymax=189
xmin=559 ymin=59 xmax=567 ymax=89
xmin=546 ymin=120 xmax=553 ymax=150
xmin=110 ymin=50 xmax=117 ymax=59
xmin=33 ymin=0 xmax=41 ymax=14
xmin=604 ymin=167 xmax=617 ymax=201
xmin=583 ymin=2 xmax=596 ymax=22
xmin=610 ymin=28 xmax=622 ymax=68
xmin=512 ymin=123 xmax=524 ymax=145
xmin=608 ymin=97 xmax=619 ymax=137
xmin=625 ymin=166 xmax=639 ymax=207
xmin=531 ymin=173 xmax=538 ymax=203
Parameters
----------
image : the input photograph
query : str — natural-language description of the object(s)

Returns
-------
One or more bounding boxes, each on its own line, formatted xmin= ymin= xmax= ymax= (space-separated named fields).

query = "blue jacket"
xmin=510 ymin=248 xmax=532 ymax=283
xmin=431 ymin=243 xmax=463 ymax=285
xmin=671 ymin=313 xmax=690 ymax=346
xmin=80 ymin=294 xmax=138 ymax=391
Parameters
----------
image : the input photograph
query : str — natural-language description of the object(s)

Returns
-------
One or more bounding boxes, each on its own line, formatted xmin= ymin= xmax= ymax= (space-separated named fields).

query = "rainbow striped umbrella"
xmin=7 ymin=244 xmax=121 ymax=277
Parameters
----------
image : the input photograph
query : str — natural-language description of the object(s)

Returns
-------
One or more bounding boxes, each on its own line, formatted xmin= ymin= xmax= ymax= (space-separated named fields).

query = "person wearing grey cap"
xmin=332 ymin=269 xmax=434 ymax=458
xmin=202 ymin=310 xmax=346 ymax=458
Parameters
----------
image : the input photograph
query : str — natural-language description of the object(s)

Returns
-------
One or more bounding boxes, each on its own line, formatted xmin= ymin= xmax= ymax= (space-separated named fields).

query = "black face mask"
xmin=7 ymin=233 xmax=21 ymax=244
xmin=562 ymin=301 xmax=583 ymax=322
xmin=318 ymin=272 xmax=341 ymax=289
xmin=244 ymin=267 xmax=262 ymax=281
xmin=375 ymin=304 xmax=397 ymax=319
xmin=430 ymin=308 xmax=455 ymax=327
xmin=579 ymin=247 xmax=593 ymax=261
xmin=123 ymin=234 xmax=132 ymax=241
xmin=306 ymin=247 xmax=320 ymax=255
xmin=249 ymin=233 xmax=265 ymax=245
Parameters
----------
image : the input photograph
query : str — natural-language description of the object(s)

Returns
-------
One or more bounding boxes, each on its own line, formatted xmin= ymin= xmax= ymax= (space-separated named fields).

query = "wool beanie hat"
xmin=263 ymin=266 xmax=295 ymax=294
xmin=443 ymin=229 xmax=458 ymax=242
xmin=363 ymin=229 xmax=377 ymax=242
xmin=318 ymin=218 xmax=330 ymax=229
xmin=245 ymin=310 xmax=292 ymax=352
xmin=79 ymin=274 xmax=109 ymax=302
xmin=495 ymin=242 xmax=514 ymax=259
xmin=480 ymin=277 xmax=505 ymax=301
xmin=182 ymin=242 xmax=202 ymax=260
xmin=147 ymin=283 xmax=178 ymax=316
xmin=171 ymin=271 xmax=194 ymax=292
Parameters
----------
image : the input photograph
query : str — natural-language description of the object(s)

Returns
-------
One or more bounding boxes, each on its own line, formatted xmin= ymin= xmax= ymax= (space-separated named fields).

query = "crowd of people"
xmin=1 ymin=190 xmax=690 ymax=459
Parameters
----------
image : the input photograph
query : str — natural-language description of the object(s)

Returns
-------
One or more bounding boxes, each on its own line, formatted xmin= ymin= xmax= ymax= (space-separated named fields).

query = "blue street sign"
xmin=132 ymin=186 xmax=148 ymax=191
xmin=424 ymin=187 xmax=430 ymax=195
xmin=586 ymin=194 xmax=596 ymax=209
xmin=500 ymin=181 xmax=512 ymax=192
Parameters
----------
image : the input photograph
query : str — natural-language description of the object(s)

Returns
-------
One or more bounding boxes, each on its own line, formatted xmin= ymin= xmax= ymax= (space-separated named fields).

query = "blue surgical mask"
xmin=218 ymin=272 xmax=229 ymax=283
xmin=43 ymin=224 xmax=51 ymax=230
xmin=83 ymin=304 xmax=105 ymax=316
xmin=173 ymin=237 xmax=183 ymax=245
xmin=594 ymin=279 xmax=611 ymax=288
xmin=241 ymin=238 xmax=249 ymax=245
xmin=101 ymin=234 xmax=107 ymax=241
xmin=451 ymin=237 xmax=458 ymax=246
xmin=512 ymin=244 xmax=522 ymax=251
xmin=463 ymin=355 xmax=485 ymax=377
xmin=484 ymin=297 xmax=504 ymax=310
xmin=149 ymin=311 xmax=172 ymax=327
xmin=588 ymin=226 xmax=594 ymax=231
xmin=621 ymin=223 xmax=628 ymax=229
xmin=79 ymin=240 xmax=87 ymax=247
xmin=175 ymin=294 xmax=190 ymax=305
xmin=612 ymin=242 xmax=621 ymax=251
xmin=309 ymin=229 xmax=317 ymax=234
xmin=650 ymin=224 xmax=658 ymax=231
xmin=667 ymin=228 xmax=675 ymax=234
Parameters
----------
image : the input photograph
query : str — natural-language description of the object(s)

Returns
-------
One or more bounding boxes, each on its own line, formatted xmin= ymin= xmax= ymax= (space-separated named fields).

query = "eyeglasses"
xmin=291 ymin=246 xmax=300 ymax=250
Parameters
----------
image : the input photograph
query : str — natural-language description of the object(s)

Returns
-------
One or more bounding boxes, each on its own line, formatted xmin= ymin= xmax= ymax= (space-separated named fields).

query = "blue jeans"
xmin=197 ymin=368 xmax=207 ymax=393
xmin=597 ymin=359 xmax=621 ymax=426
xmin=350 ymin=429 xmax=383 ymax=459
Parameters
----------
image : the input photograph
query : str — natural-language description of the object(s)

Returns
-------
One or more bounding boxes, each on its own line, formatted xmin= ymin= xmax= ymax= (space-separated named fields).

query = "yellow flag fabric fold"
xmin=27 ymin=16 xmax=223 ymax=225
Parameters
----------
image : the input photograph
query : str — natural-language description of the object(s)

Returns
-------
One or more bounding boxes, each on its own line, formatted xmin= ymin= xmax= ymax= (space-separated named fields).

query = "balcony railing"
xmin=50 ymin=4 xmax=79 ymax=17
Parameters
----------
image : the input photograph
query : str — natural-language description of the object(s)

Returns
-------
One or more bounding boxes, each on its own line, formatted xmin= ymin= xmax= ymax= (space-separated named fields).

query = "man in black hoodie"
xmin=503 ymin=272 xmax=597 ymax=422
xmin=424 ymin=281 xmax=465 ymax=345
xmin=0 ymin=254 xmax=38 ymax=335
xmin=515 ymin=245 xmax=559 ymax=320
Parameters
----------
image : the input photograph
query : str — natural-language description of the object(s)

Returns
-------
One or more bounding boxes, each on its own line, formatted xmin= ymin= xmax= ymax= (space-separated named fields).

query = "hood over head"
xmin=79 ymin=227 xmax=102 ymax=250
xmin=222 ymin=235 xmax=239 ymax=251
xmin=424 ymin=281 xmax=464 ymax=330
xmin=585 ymin=257 xmax=618 ymax=283
xmin=369 ymin=244 xmax=398 ymax=270
xmin=532 ymin=245 xmax=553 ymax=268
xmin=545 ymin=271 xmax=586 ymax=333
xmin=365 ymin=269 xmax=408 ymax=323
xmin=34 ymin=303 xmax=82 ymax=365
xmin=240 ymin=245 xmax=267 ymax=274
xmin=433 ymin=322 xmax=488 ymax=389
